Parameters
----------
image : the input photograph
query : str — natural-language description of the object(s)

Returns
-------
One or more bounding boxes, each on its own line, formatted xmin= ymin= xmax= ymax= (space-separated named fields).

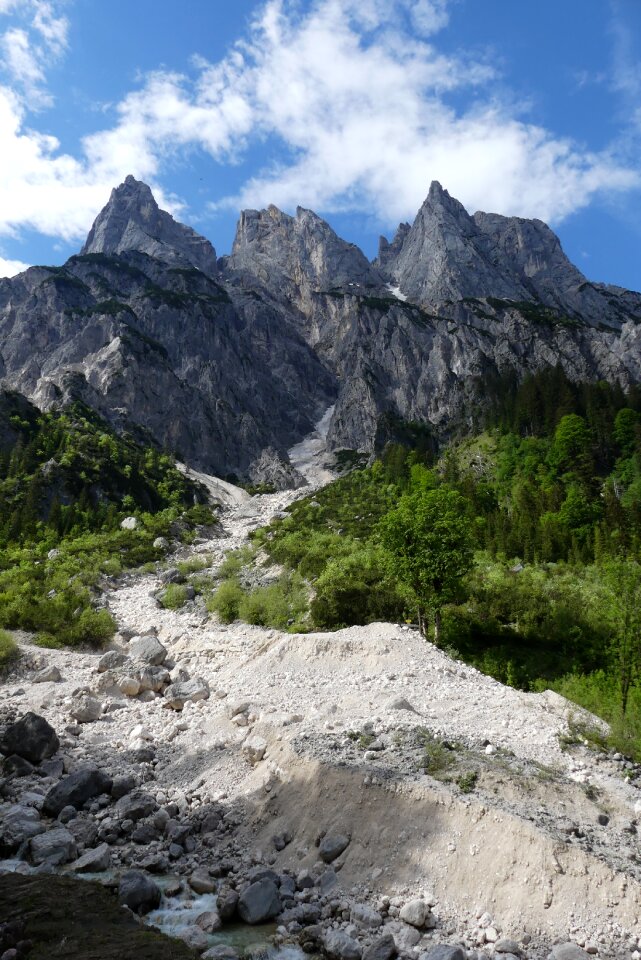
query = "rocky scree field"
xmin=1 ymin=467 xmax=641 ymax=960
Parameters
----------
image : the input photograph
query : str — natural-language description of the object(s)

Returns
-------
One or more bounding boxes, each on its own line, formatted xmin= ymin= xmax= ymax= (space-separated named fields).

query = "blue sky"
xmin=0 ymin=0 xmax=639 ymax=292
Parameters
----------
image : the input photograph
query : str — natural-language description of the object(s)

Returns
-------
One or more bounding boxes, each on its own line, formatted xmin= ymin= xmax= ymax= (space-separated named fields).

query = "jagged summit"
xmin=81 ymin=175 xmax=218 ymax=277
xmin=227 ymin=202 xmax=384 ymax=306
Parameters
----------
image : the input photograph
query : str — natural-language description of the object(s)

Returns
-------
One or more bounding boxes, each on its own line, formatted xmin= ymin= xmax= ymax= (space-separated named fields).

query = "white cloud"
xmin=0 ymin=253 xmax=29 ymax=276
xmin=1 ymin=26 xmax=51 ymax=105
xmin=0 ymin=0 xmax=638 ymax=250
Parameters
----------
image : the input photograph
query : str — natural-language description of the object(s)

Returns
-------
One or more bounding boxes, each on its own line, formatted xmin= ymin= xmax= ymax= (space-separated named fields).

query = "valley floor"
xmin=2 ymin=430 xmax=641 ymax=958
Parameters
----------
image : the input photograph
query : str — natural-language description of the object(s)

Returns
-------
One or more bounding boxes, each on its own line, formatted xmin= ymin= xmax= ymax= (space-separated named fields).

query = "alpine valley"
xmin=3 ymin=178 xmax=641 ymax=960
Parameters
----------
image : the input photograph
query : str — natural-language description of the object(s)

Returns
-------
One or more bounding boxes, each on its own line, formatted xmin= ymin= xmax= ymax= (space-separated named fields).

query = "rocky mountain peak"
xmin=227 ymin=203 xmax=383 ymax=303
xmin=81 ymin=176 xmax=218 ymax=277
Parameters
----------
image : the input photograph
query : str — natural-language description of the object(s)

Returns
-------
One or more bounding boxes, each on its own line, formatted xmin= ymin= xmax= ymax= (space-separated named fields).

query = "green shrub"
xmin=177 ymin=555 xmax=211 ymax=576
xmin=238 ymin=574 xmax=308 ymax=630
xmin=310 ymin=544 xmax=408 ymax=629
xmin=160 ymin=583 xmax=189 ymax=609
xmin=0 ymin=629 xmax=18 ymax=669
xmin=208 ymin=579 xmax=246 ymax=623
xmin=217 ymin=547 xmax=253 ymax=579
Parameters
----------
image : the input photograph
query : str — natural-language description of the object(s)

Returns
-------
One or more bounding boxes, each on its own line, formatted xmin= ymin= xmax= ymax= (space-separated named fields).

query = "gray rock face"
xmin=82 ymin=176 xmax=219 ymax=277
xmin=237 ymin=877 xmax=282 ymax=924
xmin=248 ymin=447 xmax=307 ymax=491
xmin=228 ymin=204 xmax=384 ymax=324
xmin=2 ymin=176 xmax=641 ymax=477
xmin=42 ymin=766 xmax=113 ymax=817
xmin=0 ymin=712 xmax=59 ymax=765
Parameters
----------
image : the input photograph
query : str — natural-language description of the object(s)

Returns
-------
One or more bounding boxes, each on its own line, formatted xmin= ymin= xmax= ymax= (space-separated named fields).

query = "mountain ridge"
xmin=1 ymin=176 xmax=640 ymax=484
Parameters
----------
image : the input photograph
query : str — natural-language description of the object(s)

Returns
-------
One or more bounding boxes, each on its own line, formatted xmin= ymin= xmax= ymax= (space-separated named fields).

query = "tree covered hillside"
xmin=0 ymin=392 xmax=212 ymax=650
xmin=207 ymin=367 xmax=641 ymax=755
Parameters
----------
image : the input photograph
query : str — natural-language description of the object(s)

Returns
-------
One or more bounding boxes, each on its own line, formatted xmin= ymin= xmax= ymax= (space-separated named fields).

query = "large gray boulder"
xmin=164 ymin=677 xmax=209 ymax=710
xmin=237 ymin=878 xmax=282 ymax=924
xmin=118 ymin=870 xmax=162 ymax=915
xmin=42 ymin=766 xmax=112 ymax=817
xmin=129 ymin=635 xmax=167 ymax=666
xmin=324 ymin=930 xmax=363 ymax=960
xmin=362 ymin=934 xmax=397 ymax=960
xmin=70 ymin=842 xmax=111 ymax=873
xmin=0 ymin=712 xmax=59 ymax=764
xmin=319 ymin=832 xmax=350 ymax=863
xmin=30 ymin=826 xmax=77 ymax=865
xmin=114 ymin=791 xmax=157 ymax=822
xmin=420 ymin=947 xmax=466 ymax=960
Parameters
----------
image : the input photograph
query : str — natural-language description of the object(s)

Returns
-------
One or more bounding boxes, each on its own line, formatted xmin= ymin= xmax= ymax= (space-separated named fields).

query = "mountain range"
xmin=1 ymin=174 xmax=640 ymax=484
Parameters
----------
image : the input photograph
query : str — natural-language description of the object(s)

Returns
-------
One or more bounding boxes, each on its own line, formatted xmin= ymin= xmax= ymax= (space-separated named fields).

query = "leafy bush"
xmin=0 ymin=629 xmax=18 ymax=669
xmin=238 ymin=574 xmax=308 ymax=630
xmin=160 ymin=584 xmax=189 ymax=609
xmin=207 ymin=579 xmax=245 ymax=623
xmin=310 ymin=544 xmax=408 ymax=629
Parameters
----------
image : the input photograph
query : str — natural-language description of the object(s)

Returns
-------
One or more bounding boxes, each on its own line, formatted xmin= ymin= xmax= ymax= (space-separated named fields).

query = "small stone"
xmin=97 ymin=651 xmax=129 ymax=673
xmin=324 ymin=930 xmax=362 ymax=960
xmin=33 ymin=665 xmax=62 ymax=683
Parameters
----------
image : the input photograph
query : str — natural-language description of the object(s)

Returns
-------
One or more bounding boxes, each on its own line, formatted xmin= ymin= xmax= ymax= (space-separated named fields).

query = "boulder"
xmin=237 ymin=878 xmax=282 ymax=924
xmin=196 ymin=909 xmax=222 ymax=933
xmin=495 ymin=941 xmax=521 ymax=955
xmin=70 ymin=695 xmax=102 ymax=724
xmin=111 ymin=774 xmax=136 ymax=800
xmin=137 ymin=665 xmax=170 ymax=692
xmin=3 ymin=755 xmax=34 ymax=777
xmin=217 ymin=886 xmax=239 ymax=920
xmin=399 ymin=899 xmax=428 ymax=928
xmin=30 ymin=827 xmax=77 ymax=865
xmin=324 ymin=930 xmax=362 ymax=960
xmin=0 ymin=804 xmax=45 ymax=854
xmin=319 ymin=832 xmax=350 ymax=863
xmin=117 ymin=676 xmax=141 ymax=697
xmin=552 ymin=946 xmax=591 ymax=960
xmin=351 ymin=903 xmax=383 ymax=929
xmin=70 ymin=842 xmax=111 ymax=873
xmin=421 ymin=947 xmax=466 ymax=960
xmin=121 ymin=516 xmax=138 ymax=530
xmin=202 ymin=948 xmax=239 ymax=960
xmin=118 ymin=870 xmax=161 ymax=915
xmin=153 ymin=537 xmax=170 ymax=550
xmin=363 ymin=934 xmax=397 ymax=960
xmin=178 ymin=926 xmax=209 ymax=952
xmin=189 ymin=870 xmax=215 ymax=894
xmin=387 ymin=922 xmax=421 ymax=952
xmin=242 ymin=735 xmax=267 ymax=764
xmin=98 ymin=651 xmax=129 ymax=673
xmin=164 ymin=677 xmax=210 ymax=710
xmin=42 ymin=766 xmax=112 ymax=817
xmin=0 ymin=713 xmax=59 ymax=764
xmin=115 ymin=791 xmax=157 ymax=822
xmin=33 ymin=665 xmax=62 ymax=683
xmin=129 ymin=635 xmax=167 ymax=666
